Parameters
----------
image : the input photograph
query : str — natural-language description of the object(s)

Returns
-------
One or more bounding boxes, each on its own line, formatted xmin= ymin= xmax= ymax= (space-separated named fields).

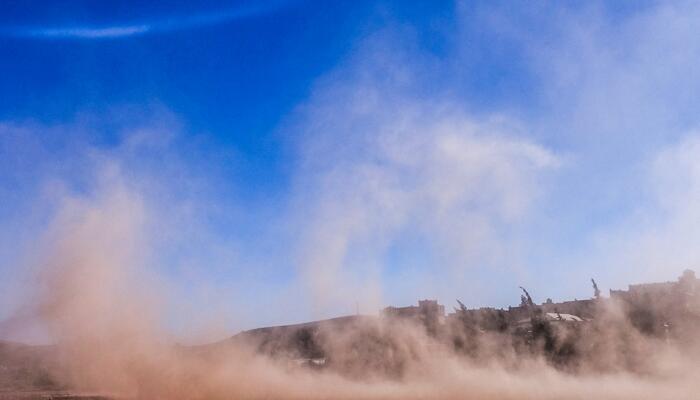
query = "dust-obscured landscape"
xmin=3 ymin=274 xmax=700 ymax=400
xmin=4 ymin=1 xmax=700 ymax=399
xmin=2 ymin=185 xmax=700 ymax=400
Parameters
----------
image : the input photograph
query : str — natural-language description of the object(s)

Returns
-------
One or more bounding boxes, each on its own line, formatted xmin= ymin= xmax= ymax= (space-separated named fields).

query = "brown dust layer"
xmin=3 ymin=184 xmax=700 ymax=400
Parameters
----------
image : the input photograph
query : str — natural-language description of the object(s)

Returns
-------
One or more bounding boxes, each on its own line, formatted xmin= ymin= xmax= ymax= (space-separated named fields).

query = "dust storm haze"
xmin=4 ymin=0 xmax=700 ymax=399
xmin=3 ymin=176 xmax=700 ymax=399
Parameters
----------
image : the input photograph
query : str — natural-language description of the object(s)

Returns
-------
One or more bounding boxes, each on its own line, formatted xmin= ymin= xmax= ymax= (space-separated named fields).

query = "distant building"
xmin=382 ymin=300 xmax=446 ymax=332
xmin=515 ymin=312 xmax=583 ymax=328
xmin=383 ymin=299 xmax=445 ymax=318
xmin=609 ymin=269 xmax=700 ymax=334
xmin=610 ymin=270 xmax=698 ymax=300
xmin=506 ymin=298 xmax=596 ymax=322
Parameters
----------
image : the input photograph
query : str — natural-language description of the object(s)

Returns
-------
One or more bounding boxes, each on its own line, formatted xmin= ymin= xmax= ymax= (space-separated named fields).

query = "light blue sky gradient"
xmin=2 ymin=0 xmax=700 ymax=342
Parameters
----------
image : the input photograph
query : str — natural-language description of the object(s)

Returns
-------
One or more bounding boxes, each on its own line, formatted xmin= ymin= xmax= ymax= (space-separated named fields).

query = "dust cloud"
xmin=4 ymin=171 xmax=697 ymax=400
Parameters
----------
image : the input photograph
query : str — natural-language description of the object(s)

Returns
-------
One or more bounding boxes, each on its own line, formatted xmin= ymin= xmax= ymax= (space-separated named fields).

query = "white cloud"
xmin=289 ymin=39 xmax=560 ymax=314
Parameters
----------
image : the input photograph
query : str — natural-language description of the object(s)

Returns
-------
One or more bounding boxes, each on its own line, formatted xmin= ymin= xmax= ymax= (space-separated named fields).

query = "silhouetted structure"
xmin=231 ymin=269 xmax=700 ymax=373
xmin=383 ymin=299 xmax=445 ymax=334
xmin=610 ymin=269 xmax=700 ymax=337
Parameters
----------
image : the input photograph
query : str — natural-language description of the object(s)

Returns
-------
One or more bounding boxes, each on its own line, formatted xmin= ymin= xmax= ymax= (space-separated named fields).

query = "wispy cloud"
xmin=24 ymin=25 xmax=151 ymax=39
xmin=3 ymin=2 xmax=287 ymax=39
xmin=284 ymin=33 xmax=561 ymax=315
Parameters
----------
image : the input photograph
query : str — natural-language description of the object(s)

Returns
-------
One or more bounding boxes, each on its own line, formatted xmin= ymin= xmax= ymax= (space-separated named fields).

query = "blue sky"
xmin=2 ymin=0 xmax=700 ymax=342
